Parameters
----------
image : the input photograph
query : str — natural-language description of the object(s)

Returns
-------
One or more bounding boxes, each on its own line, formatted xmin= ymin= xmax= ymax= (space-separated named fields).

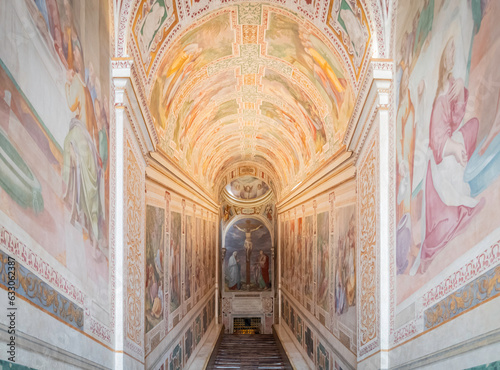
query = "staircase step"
xmin=207 ymin=334 xmax=292 ymax=370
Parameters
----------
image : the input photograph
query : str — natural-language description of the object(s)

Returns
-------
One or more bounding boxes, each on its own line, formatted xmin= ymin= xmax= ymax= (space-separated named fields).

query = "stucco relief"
xmin=125 ymin=133 xmax=145 ymax=357
xmin=357 ymin=135 xmax=378 ymax=353
xmin=263 ymin=297 xmax=273 ymax=314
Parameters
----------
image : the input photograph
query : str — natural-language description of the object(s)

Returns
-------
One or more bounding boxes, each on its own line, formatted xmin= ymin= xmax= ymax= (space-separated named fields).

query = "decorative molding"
xmin=111 ymin=58 xmax=134 ymax=70
xmin=0 ymin=250 xmax=84 ymax=329
xmin=0 ymin=226 xmax=85 ymax=305
xmin=357 ymin=131 xmax=378 ymax=357
xmin=109 ymin=54 xmax=118 ymax=343
xmin=124 ymin=127 xmax=146 ymax=359
xmin=345 ymin=62 xmax=393 ymax=158
xmin=130 ymin=64 xmax=159 ymax=147
xmin=391 ymin=237 xmax=500 ymax=346
xmin=423 ymin=242 xmax=500 ymax=309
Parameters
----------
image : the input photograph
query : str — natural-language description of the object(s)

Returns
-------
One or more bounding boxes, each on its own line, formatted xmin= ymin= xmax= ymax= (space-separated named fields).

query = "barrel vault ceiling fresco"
xmin=121 ymin=0 xmax=383 ymax=197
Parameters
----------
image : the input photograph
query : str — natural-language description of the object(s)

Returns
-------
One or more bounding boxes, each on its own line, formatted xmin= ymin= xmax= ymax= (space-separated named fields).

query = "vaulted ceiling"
xmin=119 ymin=0 xmax=385 ymax=198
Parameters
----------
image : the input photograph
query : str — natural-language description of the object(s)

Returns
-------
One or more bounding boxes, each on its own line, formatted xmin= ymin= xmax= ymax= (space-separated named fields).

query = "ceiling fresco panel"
xmin=326 ymin=0 xmax=371 ymax=74
xmin=133 ymin=0 xmax=179 ymax=72
xmin=123 ymin=0 xmax=381 ymax=197
xmin=265 ymin=11 xmax=352 ymax=117
xmin=149 ymin=10 xmax=236 ymax=129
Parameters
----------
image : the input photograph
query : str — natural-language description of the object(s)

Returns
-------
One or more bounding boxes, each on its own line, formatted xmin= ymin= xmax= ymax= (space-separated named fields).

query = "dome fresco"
xmin=225 ymin=175 xmax=270 ymax=200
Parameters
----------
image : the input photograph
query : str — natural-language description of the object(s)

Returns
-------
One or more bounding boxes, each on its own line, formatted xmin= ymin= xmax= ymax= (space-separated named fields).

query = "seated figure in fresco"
xmin=63 ymin=38 xmax=105 ymax=257
xmin=411 ymin=37 xmax=485 ymax=275
xmin=228 ymin=251 xmax=241 ymax=290
xmin=463 ymin=0 xmax=500 ymax=197
xmin=152 ymin=282 xmax=163 ymax=318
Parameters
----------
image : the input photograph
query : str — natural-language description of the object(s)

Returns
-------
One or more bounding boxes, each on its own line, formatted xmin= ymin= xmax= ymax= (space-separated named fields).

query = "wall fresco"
xmin=279 ymin=189 xmax=358 ymax=364
xmin=224 ymin=218 xmax=272 ymax=291
xmin=185 ymin=215 xmax=193 ymax=302
xmin=333 ymin=205 xmax=356 ymax=333
xmin=317 ymin=211 xmax=330 ymax=312
xmin=396 ymin=0 xmax=500 ymax=305
xmin=0 ymin=250 xmax=84 ymax=329
xmin=170 ymin=211 xmax=182 ymax=312
xmin=145 ymin=205 xmax=165 ymax=333
xmin=0 ymin=0 xmax=110 ymax=313
xmin=304 ymin=215 xmax=314 ymax=305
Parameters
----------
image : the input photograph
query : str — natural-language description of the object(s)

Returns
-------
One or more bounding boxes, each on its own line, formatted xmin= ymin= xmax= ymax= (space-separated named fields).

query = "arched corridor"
xmin=0 ymin=0 xmax=499 ymax=369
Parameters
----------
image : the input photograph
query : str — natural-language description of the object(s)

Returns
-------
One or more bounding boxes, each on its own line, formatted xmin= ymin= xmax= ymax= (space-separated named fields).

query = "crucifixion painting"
xmin=234 ymin=220 xmax=262 ymax=286
xmin=224 ymin=218 xmax=272 ymax=291
xmin=234 ymin=221 xmax=262 ymax=262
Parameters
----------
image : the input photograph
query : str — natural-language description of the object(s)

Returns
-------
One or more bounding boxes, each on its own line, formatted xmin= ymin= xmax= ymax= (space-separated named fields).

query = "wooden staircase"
xmin=207 ymin=334 xmax=292 ymax=369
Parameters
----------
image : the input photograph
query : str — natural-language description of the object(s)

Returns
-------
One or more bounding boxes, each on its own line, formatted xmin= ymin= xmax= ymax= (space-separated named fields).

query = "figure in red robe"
xmin=411 ymin=37 xmax=485 ymax=275
xmin=259 ymin=250 xmax=270 ymax=288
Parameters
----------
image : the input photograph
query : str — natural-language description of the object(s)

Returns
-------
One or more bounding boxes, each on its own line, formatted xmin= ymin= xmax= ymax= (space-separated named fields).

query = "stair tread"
xmin=208 ymin=334 xmax=292 ymax=370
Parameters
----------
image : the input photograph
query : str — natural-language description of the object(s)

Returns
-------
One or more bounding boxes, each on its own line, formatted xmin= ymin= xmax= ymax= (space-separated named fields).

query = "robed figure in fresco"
xmin=259 ymin=250 xmax=270 ymax=289
xmin=228 ymin=251 xmax=241 ymax=290
xmin=63 ymin=38 xmax=106 ymax=258
xmin=411 ymin=37 xmax=485 ymax=275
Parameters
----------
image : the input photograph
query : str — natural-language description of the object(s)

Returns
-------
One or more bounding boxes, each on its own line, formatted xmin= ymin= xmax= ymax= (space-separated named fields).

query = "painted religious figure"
xmin=410 ymin=36 xmax=484 ymax=275
xmin=396 ymin=0 xmax=500 ymax=304
xmin=304 ymin=216 xmax=314 ymax=303
xmin=224 ymin=218 xmax=272 ymax=291
xmin=226 ymin=176 xmax=270 ymax=200
xmin=228 ymin=251 xmax=241 ymax=290
xmin=145 ymin=205 xmax=165 ymax=333
xmin=170 ymin=211 xmax=182 ymax=312
xmin=185 ymin=215 xmax=193 ymax=300
xmin=195 ymin=217 xmax=202 ymax=295
xmin=336 ymin=0 xmax=368 ymax=65
xmin=295 ymin=217 xmax=303 ymax=299
xmin=258 ymin=250 xmax=271 ymax=289
xmin=316 ymin=212 xmax=329 ymax=311
xmin=0 ymin=0 xmax=110 ymax=310
xmin=137 ymin=0 xmax=172 ymax=61
xmin=333 ymin=204 xmax=356 ymax=337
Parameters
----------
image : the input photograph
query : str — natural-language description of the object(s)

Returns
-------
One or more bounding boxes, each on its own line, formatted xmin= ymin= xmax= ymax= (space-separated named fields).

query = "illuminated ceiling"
xmin=123 ymin=0 xmax=380 ymax=197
